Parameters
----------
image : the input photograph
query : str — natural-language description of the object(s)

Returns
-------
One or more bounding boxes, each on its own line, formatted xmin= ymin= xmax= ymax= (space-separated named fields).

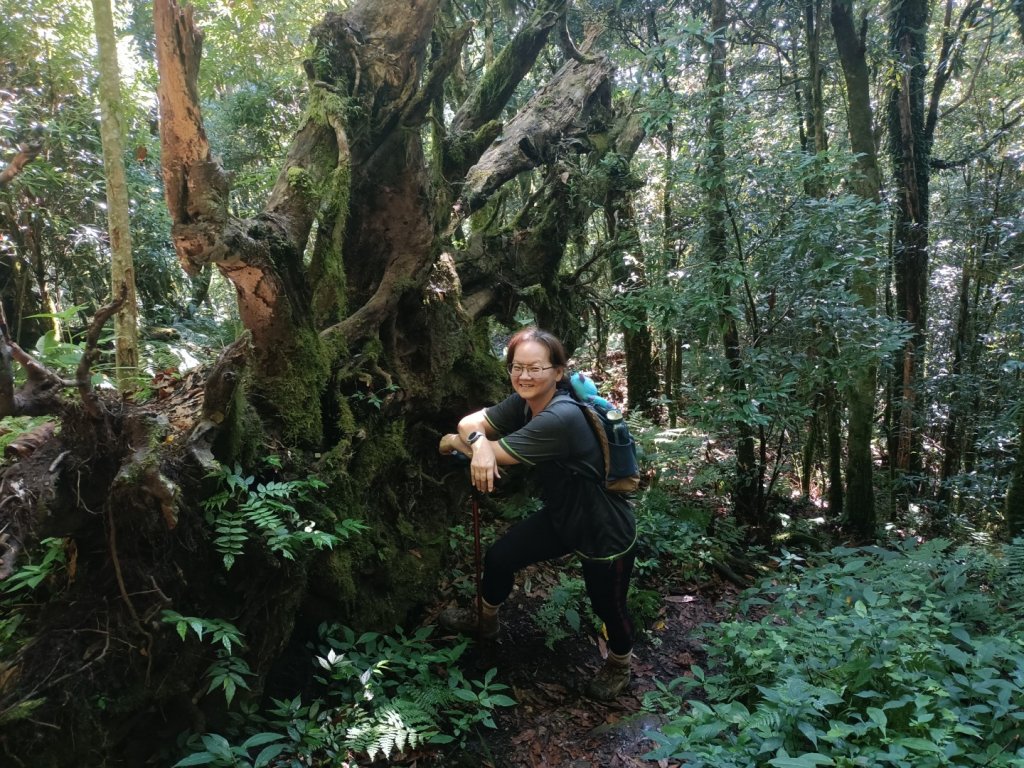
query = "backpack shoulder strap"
xmin=572 ymin=400 xmax=611 ymax=481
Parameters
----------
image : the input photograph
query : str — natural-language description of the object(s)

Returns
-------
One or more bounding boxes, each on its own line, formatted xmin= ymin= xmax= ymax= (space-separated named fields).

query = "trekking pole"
xmin=451 ymin=449 xmax=484 ymax=641
xmin=470 ymin=485 xmax=483 ymax=640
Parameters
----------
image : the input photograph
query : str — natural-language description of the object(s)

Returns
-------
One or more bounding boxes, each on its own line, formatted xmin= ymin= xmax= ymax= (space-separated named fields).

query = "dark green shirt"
xmin=484 ymin=390 xmax=636 ymax=560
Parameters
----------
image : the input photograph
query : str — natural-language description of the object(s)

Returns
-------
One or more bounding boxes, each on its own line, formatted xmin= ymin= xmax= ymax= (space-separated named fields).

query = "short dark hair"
xmin=505 ymin=327 xmax=570 ymax=389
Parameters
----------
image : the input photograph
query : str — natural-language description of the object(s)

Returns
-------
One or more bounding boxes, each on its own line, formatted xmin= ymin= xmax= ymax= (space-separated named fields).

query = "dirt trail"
xmin=431 ymin=560 xmax=741 ymax=768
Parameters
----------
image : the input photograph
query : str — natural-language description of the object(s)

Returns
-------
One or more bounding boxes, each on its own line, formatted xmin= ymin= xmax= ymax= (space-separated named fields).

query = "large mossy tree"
xmin=0 ymin=0 xmax=643 ymax=763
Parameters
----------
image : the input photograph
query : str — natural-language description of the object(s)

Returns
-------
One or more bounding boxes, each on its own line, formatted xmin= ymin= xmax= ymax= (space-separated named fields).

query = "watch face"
xmin=468 ymin=431 xmax=482 ymax=444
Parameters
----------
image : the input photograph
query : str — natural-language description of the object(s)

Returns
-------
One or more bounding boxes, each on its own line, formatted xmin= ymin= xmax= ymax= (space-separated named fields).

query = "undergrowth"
xmin=202 ymin=458 xmax=366 ymax=570
xmin=173 ymin=624 xmax=515 ymax=766
xmin=643 ymin=537 xmax=1024 ymax=767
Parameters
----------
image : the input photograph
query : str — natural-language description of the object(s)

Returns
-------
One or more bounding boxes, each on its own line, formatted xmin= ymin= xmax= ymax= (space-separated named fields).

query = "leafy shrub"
xmin=0 ymin=537 xmax=68 ymax=725
xmin=633 ymin=487 xmax=715 ymax=579
xmin=159 ymin=611 xmax=255 ymax=706
xmin=0 ymin=537 xmax=66 ymax=595
xmin=644 ymin=538 xmax=1024 ymax=767
xmin=533 ymin=572 xmax=593 ymax=649
xmin=173 ymin=624 xmax=515 ymax=766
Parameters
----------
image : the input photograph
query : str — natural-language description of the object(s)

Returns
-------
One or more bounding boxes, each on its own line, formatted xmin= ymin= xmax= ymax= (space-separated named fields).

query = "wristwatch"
xmin=466 ymin=431 xmax=483 ymax=449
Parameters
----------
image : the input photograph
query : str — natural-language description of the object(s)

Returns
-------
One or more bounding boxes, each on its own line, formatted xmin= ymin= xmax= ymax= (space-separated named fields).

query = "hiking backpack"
xmin=568 ymin=373 xmax=641 ymax=494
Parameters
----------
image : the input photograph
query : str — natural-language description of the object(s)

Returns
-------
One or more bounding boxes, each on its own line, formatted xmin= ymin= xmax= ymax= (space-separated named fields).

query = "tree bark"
xmin=831 ymin=0 xmax=882 ymax=538
xmin=602 ymin=112 xmax=658 ymax=416
xmin=92 ymin=0 xmax=140 ymax=387
xmin=0 ymin=142 xmax=42 ymax=189
xmin=800 ymin=0 xmax=847 ymax=515
xmin=887 ymin=0 xmax=982 ymax=491
xmin=887 ymin=0 xmax=930 ymax=481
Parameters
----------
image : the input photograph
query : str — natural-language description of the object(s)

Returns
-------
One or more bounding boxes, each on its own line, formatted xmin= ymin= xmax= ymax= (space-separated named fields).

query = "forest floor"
xmin=422 ymin=551 xmax=744 ymax=768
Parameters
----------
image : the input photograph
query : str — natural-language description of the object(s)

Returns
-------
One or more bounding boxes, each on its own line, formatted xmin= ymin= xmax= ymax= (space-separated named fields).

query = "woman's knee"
xmin=484 ymin=540 xmax=515 ymax=575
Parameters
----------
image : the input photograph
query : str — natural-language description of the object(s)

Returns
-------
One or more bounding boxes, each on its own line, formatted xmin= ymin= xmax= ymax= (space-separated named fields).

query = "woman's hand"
xmin=470 ymin=440 xmax=501 ymax=493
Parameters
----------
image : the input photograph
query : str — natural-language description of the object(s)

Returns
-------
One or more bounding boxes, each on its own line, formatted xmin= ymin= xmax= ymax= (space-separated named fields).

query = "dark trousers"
xmin=480 ymin=510 xmax=636 ymax=656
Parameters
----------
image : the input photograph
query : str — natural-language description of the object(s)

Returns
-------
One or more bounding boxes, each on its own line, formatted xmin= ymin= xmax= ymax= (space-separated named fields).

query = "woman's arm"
xmin=439 ymin=410 xmax=515 ymax=456
xmin=437 ymin=408 xmax=518 ymax=493
xmin=457 ymin=409 xmax=497 ymax=442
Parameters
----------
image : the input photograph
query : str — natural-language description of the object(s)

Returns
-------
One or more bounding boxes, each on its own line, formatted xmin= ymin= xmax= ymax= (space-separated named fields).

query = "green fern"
xmin=345 ymin=700 xmax=435 ymax=760
xmin=201 ymin=461 xmax=362 ymax=570
xmin=410 ymin=682 xmax=459 ymax=713
xmin=174 ymin=625 xmax=515 ymax=766
xmin=1005 ymin=537 xmax=1024 ymax=586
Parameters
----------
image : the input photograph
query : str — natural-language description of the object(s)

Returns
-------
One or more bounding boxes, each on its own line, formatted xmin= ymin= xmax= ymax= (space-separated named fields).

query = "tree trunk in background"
xmin=801 ymin=403 xmax=819 ymax=498
xmin=665 ymin=332 xmax=679 ymax=427
xmin=92 ymin=0 xmax=140 ymax=387
xmin=662 ymin=114 xmax=680 ymax=428
xmin=623 ymin=298 xmax=658 ymax=416
xmin=937 ymin=244 xmax=973 ymax=512
xmin=600 ymin=108 xmax=657 ymax=417
xmin=887 ymin=0 xmax=930 ymax=482
xmin=0 ymin=145 xmax=53 ymax=345
xmin=803 ymin=0 xmax=828 ymax=158
xmin=887 ymin=0 xmax=982 ymax=500
xmin=832 ymin=0 xmax=882 ymax=538
xmin=939 ymin=160 xmax=1008 ymax=521
xmin=800 ymin=0 xmax=847 ymax=514
xmin=706 ymin=0 xmax=762 ymax=534
xmin=825 ymin=382 xmax=844 ymax=516
xmin=1006 ymin=404 xmax=1024 ymax=538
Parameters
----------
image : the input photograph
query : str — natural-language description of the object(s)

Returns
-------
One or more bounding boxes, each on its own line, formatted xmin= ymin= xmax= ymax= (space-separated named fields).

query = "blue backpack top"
xmin=568 ymin=373 xmax=640 ymax=494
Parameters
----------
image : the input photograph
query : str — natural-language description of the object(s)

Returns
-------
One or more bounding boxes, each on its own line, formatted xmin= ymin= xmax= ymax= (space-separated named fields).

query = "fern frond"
xmin=412 ymin=683 xmax=458 ymax=713
xmin=1006 ymin=538 xmax=1024 ymax=584
xmin=344 ymin=700 xmax=436 ymax=760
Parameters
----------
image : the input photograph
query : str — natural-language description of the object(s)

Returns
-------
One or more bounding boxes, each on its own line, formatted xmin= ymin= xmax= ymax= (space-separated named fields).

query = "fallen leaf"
xmin=664 ymin=595 xmax=697 ymax=603
xmin=4 ymin=421 xmax=55 ymax=459
xmin=511 ymin=728 xmax=536 ymax=745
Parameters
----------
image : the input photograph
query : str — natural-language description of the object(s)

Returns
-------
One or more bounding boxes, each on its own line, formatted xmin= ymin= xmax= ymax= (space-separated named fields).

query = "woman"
xmin=438 ymin=327 xmax=637 ymax=700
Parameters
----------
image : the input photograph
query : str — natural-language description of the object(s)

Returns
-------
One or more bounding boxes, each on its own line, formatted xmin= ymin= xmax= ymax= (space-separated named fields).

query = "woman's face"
xmin=508 ymin=340 xmax=562 ymax=408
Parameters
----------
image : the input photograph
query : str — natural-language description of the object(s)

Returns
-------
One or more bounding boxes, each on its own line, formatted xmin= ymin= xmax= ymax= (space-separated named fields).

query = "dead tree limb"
xmin=0 ymin=142 xmax=42 ymax=189
xmin=459 ymin=54 xmax=613 ymax=213
xmin=76 ymin=290 xmax=127 ymax=420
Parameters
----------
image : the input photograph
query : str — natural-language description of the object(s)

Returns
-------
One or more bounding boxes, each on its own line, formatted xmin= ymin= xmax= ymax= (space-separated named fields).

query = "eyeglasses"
xmin=508 ymin=364 xmax=554 ymax=377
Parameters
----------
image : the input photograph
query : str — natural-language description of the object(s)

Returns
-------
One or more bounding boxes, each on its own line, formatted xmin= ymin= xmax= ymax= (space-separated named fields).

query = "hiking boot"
xmin=585 ymin=654 xmax=632 ymax=700
xmin=439 ymin=603 xmax=499 ymax=640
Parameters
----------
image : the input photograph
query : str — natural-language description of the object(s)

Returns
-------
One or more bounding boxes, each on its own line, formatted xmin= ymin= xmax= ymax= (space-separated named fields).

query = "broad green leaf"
xmin=768 ymin=754 xmax=835 ymax=767
xmin=894 ymin=737 xmax=942 ymax=753
xmin=173 ymin=753 xmax=217 ymax=767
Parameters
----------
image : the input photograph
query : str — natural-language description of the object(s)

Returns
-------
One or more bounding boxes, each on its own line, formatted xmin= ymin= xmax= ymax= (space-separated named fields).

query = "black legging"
xmin=480 ymin=510 xmax=636 ymax=656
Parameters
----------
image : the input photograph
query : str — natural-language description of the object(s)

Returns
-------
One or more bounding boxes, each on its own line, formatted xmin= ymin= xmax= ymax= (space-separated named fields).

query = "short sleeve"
xmin=497 ymin=405 xmax=578 ymax=466
xmin=483 ymin=393 xmax=528 ymax=436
